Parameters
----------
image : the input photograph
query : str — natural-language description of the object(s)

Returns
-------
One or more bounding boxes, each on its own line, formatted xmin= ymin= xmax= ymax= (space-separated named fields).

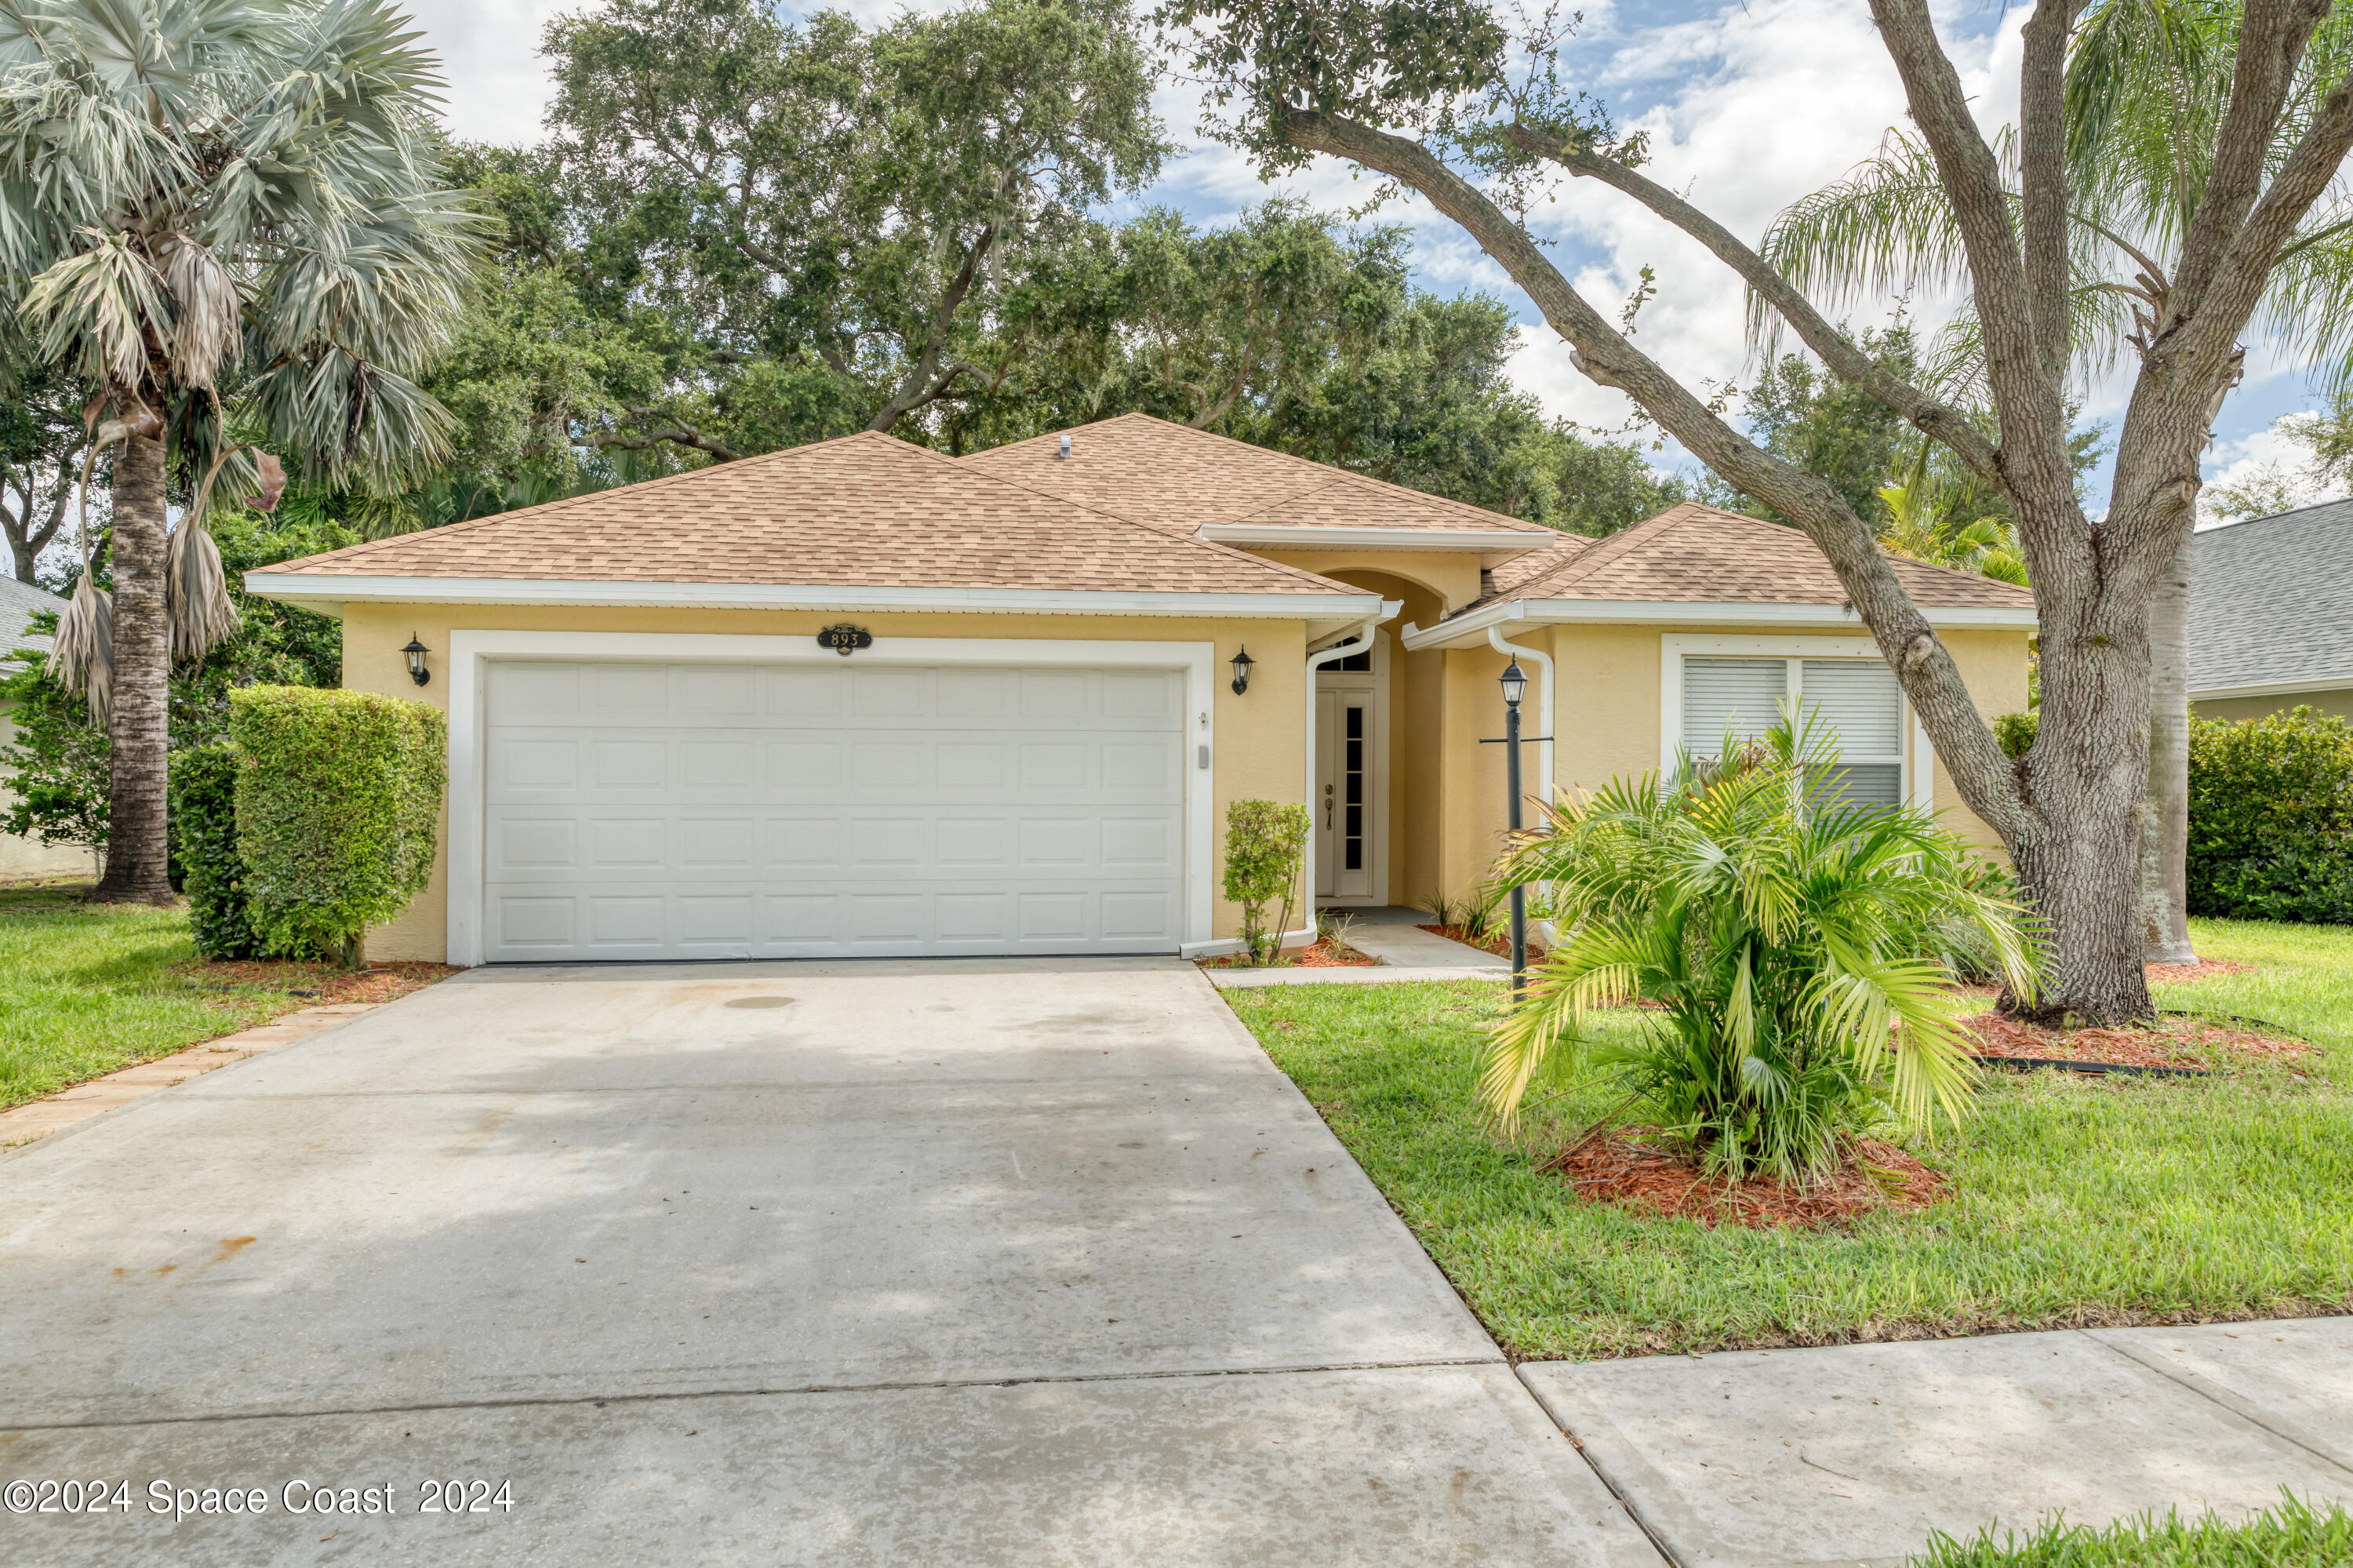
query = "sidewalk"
xmin=1520 ymin=1315 xmax=2353 ymax=1566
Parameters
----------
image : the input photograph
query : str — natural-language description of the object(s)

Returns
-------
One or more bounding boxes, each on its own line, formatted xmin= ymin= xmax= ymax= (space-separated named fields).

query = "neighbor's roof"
xmin=1 ymin=574 xmax=64 ymax=657
xmin=1464 ymin=502 xmax=2040 ymax=613
xmin=962 ymin=413 xmax=1557 ymax=546
xmin=251 ymin=431 xmax=1369 ymax=607
xmin=2191 ymin=500 xmax=2353 ymax=696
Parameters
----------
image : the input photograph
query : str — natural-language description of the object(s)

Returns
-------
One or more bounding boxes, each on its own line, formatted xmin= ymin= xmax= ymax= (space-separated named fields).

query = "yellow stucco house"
xmin=246 ymin=414 xmax=2038 ymax=965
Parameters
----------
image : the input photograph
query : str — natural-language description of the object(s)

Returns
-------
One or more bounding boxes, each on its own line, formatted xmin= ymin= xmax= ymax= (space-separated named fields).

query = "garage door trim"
xmin=444 ymin=630 xmax=1217 ymax=966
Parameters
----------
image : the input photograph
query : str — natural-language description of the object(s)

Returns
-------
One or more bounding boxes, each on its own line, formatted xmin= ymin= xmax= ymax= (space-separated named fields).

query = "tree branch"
xmin=1278 ymin=106 xmax=2032 ymax=842
xmin=593 ymin=418 xmax=744 ymax=462
xmin=2169 ymin=0 xmax=2333 ymax=312
xmin=2017 ymin=0 xmax=2082 ymax=392
xmin=1514 ymin=126 xmax=2005 ymax=490
xmin=1867 ymin=0 xmax=2074 ymax=496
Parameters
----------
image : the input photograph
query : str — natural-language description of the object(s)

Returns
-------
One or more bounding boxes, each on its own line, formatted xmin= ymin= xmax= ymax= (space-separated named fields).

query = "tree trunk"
xmin=92 ymin=431 xmax=173 ymax=904
xmin=2137 ymin=527 xmax=2198 ymax=964
xmin=2008 ymin=534 xmax=2158 ymax=1024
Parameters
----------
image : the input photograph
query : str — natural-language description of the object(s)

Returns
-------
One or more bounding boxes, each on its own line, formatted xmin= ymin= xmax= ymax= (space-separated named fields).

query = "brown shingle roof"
xmin=1471 ymin=502 xmax=2038 ymax=610
xmin=963 ymin=413 xmax=1555 ymax=537
xmin=261 ymin=431 xmax=1358 ymax=598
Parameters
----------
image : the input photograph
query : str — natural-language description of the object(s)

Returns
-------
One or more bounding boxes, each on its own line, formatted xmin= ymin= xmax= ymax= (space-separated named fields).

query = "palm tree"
xmin=1755 ymin=0 xmax=2353 ymax=965
xmin=0 ymin=0 xmax=476 ymax=900
xmin=1483 ymin=712 xmax=2039 ymax=1184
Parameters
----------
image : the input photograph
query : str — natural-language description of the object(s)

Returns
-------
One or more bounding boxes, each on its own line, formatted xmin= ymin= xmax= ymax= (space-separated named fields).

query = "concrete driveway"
xmin=0 ymin=958 xmax=1658 ymax=1566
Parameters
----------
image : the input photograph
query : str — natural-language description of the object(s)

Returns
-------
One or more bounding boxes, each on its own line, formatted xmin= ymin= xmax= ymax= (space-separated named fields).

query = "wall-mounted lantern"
xmin=1229 ymin=646 xmax=1254 ymax=696
xmin=402 ymin=635 xmax=431 ymax=687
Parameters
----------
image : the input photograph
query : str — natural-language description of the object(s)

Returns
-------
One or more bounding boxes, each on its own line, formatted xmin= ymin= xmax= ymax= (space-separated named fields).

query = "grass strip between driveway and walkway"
xmin=0 ymin=881 xmax=452 ymax=1113
xmin=1911 ymin=1491 xmax=2353 ymax=1566
xmin=1224 ymin=917 xmax=2353 ymax=1360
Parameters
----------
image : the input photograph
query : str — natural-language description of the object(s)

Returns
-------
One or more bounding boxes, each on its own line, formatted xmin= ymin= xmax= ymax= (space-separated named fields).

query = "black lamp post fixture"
xmin=1229 ymin=646 xmax=1254 ymax=696
xmin=402 ymin=635 xmax=431 ymax=687
xmin=1480 ymin=657 xmax=1550 ymax=996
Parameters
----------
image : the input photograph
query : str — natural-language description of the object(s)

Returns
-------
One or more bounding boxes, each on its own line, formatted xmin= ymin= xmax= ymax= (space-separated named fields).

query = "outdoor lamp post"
xmin=402 ymin=635 xmax=431 ymax=687
xmin=1500 ymin=660 xmax=1528 ymax=994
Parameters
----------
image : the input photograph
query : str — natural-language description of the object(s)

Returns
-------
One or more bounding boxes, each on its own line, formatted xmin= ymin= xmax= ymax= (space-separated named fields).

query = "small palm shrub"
xmin=1484 ymin=711 xmax=2039 ymax=1184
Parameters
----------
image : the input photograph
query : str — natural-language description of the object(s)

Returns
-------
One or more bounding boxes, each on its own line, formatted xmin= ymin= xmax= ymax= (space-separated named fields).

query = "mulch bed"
xmin=1417 ymin=923 xmax=1544 ymax=959
xmin=1960 ymin=1009 xmax=2311 ymax=1072
xmin=1198 ymin=937 xmax=1380 ymax=970
xmin=177 ymin=959 xmax=461 ymax=1008
xmin=2147 ymin=958 xmax=2255 ymax=984
xmin=1544 ymin=1130 xmax=1947 ymax=1229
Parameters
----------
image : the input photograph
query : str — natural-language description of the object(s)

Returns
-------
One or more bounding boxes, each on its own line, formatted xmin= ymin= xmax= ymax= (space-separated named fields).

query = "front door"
xmin=1315 ymin=682 xmax=1379 ymax=904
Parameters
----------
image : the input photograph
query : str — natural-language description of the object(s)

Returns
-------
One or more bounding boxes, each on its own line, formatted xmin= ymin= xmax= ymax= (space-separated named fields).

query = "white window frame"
xmin=1659 ymin=634 xmax=1932 ymax=813
xmin=446 ymin=628 xmax=1217 ymax=966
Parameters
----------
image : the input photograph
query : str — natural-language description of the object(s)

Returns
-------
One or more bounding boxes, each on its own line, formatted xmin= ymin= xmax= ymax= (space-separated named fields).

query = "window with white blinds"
xmin=1681 ymin=655 xmax=1907 ymax=807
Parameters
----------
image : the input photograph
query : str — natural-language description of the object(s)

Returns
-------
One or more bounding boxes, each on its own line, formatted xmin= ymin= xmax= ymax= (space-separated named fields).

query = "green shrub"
xmin=231 ymin=686 xmax=446 ymax=964
xmin=1222 ymin=799 xmax=1311 ymax=966
xmin=1990 ymin=709 xmax=2036 ymax=760
xmin=0 ymin=641 xmax=110 ymax=855
xmin=169 ymin=743 xmax=262 ymax=959
xmin=2187 ymin=705 xmax=2353 ymax=924
xmin=1486 ymin=711 xmax=2040 ymax=1182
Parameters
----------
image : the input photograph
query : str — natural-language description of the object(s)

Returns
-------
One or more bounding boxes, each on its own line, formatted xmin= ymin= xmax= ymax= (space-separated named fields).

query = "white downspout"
xmin=1304 ymin=600 xmax=1402 ymax=939
xmin=1489 ymin=620 xmax=1556 ymax=947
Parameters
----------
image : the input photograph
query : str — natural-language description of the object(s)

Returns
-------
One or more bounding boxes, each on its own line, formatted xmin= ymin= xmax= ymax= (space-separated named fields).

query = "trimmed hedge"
xmin=169 ymin=743 xmax=262 ymax=959
xmin=2188 ymin=705 xmax=2353 ymax=924
xmin=230 ymin=686 xmax=446 ymax=962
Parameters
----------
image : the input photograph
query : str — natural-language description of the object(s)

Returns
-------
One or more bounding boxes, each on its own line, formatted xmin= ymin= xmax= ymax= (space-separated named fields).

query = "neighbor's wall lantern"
xmin=403 ymin=635 xmax=431 ymax=687
xmin=1229 ymin=646 xmax=1254 ymax=696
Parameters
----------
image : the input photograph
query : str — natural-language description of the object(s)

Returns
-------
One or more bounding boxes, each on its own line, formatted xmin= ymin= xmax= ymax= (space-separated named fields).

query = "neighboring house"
xmin=2190 ymin=500 xmax=2353 ymax=722
xmin=0 ymin=574 xmax=99 ymax=882
xmin=245 ymin=414 xmax=2037 ymax=965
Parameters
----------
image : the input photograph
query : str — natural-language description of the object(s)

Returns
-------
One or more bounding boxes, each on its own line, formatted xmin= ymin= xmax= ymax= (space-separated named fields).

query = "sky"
xmin=406 ymin=0 xmax=2340 ymax=513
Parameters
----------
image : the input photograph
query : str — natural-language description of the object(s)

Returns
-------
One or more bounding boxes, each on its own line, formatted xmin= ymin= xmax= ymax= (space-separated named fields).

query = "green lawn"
xmin=1914 ymin=1493 xmax=2353 ymax=1566
xmin=0 ymin=882 xmax=329 ymax=1113
xmin=1225 ymin=917 xmax=2353 ymax=1359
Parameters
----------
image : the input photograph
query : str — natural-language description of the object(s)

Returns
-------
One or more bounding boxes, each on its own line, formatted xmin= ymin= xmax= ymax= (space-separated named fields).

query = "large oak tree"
xmin=1162 ymin=0 xmax=2353 ymax=1022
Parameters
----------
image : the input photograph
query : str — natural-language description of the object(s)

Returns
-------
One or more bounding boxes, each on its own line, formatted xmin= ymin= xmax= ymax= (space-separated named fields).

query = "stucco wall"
xmin=2194 ymin=688 xmax=2353 ymax=724
xmin=1247 ymin=548 xmax=1486 ymax=614
xmin=0 ymin=710 xmax=100 ymax=882
xmin=1526 ymin=622 xmax=2031 ymax=857
xmin=337 ymin=603 xmax=1314 ymax=962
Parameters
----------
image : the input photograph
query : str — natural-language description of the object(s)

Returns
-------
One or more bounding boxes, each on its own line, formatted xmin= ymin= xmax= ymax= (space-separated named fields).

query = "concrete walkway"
xmin=0 ymin=958 xmax=1656 ymax=1566
xmin=1525 ymin=1318 xmax=2353 ymax=1566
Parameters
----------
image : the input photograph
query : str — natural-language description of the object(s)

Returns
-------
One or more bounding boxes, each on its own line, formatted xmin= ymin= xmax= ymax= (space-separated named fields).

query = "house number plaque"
xmin=816 ymin=624 xmax=873 ymax=656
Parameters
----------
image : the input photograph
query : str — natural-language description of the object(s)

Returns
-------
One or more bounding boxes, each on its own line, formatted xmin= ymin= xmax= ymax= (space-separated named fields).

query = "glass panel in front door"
xmin=1316 ymin=690 xmax=1373 ymax=901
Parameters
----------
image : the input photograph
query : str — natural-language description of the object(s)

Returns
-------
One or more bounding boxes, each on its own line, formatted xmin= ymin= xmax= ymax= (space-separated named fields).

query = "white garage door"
xmin=481 ymin=660 xmax=1187 ymax=962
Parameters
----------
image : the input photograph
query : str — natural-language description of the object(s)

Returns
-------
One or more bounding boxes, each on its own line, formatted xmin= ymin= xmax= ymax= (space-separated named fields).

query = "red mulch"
xmin=2147 ymin=958 xmax=2255 ymax=984
xmin=176 ymin=959 xmax=461 ymax=1008
xmin=1418 ymin=923 xmax=1544 ymax=959
xmin=1960 ymin=1009 xmax=2311 ymax=1071
xmin=1198 ymin=937 xmax=1379 ymax=970
xmin=1544 ymin=1130 xmax=1948 ymax=1229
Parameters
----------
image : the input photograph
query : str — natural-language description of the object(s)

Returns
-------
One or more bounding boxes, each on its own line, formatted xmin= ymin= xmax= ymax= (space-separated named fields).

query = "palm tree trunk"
xmin=2137 ymin=528 xmax=2197 ymax=964
xmin=92 ymin=431 xmax=173 ymax=904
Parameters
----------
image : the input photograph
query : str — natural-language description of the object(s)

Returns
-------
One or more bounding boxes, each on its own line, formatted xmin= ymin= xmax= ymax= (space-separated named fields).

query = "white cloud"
xmin=409 ymin=0 xmax=576 ymax=144
xmin=2198 ymin=413 xmax=2341 ymax=523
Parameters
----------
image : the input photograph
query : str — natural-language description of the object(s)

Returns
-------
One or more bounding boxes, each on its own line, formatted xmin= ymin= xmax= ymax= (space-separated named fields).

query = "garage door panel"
xmin=482 ymin=660 xmax=1187 ymax=961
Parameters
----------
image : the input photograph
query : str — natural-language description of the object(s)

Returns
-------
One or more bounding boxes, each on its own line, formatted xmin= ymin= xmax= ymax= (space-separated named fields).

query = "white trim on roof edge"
xmin=244 ymin=572 xmax=1381 ymax=623
xmin=1400 ymin=595 xmax=2038 ymax=648
xmin=1197 ymin=524 xmax=1553 ymax=557
xmin=2191 ymin=674 xmax=2353 ymax=701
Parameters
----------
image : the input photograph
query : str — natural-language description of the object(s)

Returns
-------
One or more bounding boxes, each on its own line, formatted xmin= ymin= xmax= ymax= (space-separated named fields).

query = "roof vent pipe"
xmin=1058 ymin=434 xmax=1071 ymax=460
